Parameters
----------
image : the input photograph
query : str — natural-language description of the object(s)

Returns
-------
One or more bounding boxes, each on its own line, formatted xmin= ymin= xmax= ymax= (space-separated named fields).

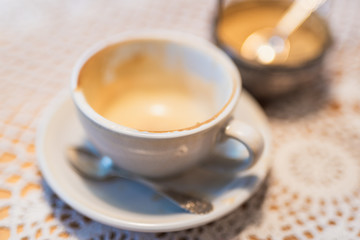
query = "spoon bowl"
xmin=67 ymin=146 xmax=114 ymax=179
xmin=241 ymin=28 xmax=290 ymax=64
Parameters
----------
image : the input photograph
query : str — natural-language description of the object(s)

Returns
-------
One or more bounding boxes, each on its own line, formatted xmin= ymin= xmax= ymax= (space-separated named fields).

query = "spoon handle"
xmin=276 ymin=0 xmax=327 ymax=38
xmin=111 ymin=167 xmax=213 ymax=214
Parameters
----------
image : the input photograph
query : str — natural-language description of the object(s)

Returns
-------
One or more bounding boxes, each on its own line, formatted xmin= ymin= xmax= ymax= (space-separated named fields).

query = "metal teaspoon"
xmin=66 ymin=146 xmax=213 ymax=214
xmin=240 ymin=0 xmax=327 ymax=64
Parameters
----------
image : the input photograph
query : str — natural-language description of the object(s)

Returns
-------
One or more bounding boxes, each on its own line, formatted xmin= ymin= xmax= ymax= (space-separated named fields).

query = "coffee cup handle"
xmin=223 ymin=119 xmax=264 ymax=169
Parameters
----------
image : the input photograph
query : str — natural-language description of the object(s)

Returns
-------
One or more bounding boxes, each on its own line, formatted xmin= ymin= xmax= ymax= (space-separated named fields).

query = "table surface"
xmin=1 ymin=0 xmax=360 ymax=239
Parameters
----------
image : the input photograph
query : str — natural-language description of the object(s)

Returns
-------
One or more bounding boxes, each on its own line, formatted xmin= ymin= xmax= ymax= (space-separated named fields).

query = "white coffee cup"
xmin=71 ymin=31 xmax=264 ymax=178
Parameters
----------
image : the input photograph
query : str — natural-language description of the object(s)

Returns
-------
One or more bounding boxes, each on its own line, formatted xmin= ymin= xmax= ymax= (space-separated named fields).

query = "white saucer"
xmin=36 ymin=91 xmax=271 ymax=232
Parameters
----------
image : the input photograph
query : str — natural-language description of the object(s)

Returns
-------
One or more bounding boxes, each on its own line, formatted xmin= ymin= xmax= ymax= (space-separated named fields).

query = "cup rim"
xmin=71 ymin=30 xmax=241 ymax=139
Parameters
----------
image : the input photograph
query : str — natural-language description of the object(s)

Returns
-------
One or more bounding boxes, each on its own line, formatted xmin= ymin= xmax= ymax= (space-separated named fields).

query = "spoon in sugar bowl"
xmin=67 ymin=146 xmax=213 ymax=214
xmin=240 ymin=0 xmax=327 ymax=65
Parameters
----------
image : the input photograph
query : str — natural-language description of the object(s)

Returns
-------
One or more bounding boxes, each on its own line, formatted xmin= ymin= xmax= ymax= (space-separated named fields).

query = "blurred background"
xmin=1 ymin=0 xmax=360 ymax=239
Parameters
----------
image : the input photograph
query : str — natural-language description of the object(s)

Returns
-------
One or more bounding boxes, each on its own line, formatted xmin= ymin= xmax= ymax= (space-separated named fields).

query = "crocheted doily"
xmin=1 ymin=0 xmax=360 ymax=239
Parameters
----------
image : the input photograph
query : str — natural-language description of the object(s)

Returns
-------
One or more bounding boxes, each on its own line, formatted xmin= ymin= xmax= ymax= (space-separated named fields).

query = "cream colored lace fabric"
xmin=1 ymin=0 xmax=360 ymax=239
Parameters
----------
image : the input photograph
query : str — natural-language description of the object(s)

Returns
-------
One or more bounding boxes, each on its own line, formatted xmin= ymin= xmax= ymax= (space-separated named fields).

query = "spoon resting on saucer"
xmin=67 ymin=146 xmax=213 ymax=214
xmin=240 ymin=0 xmax=327 ymax=64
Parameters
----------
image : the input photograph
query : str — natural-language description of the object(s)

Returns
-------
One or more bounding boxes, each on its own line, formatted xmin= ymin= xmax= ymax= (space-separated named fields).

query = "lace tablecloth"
xmin=1 ymin=0 xmax=360 ymax=239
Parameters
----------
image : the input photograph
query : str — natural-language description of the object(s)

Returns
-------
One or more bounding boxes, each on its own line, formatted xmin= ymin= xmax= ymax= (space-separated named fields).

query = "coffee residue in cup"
xmin=82 ymin=53 xmax=217 ymax=132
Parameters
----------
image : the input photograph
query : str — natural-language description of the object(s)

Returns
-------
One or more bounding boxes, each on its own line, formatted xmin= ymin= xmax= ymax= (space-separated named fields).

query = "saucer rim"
xmin=36 ymin=90 xmax=271 ymax=232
